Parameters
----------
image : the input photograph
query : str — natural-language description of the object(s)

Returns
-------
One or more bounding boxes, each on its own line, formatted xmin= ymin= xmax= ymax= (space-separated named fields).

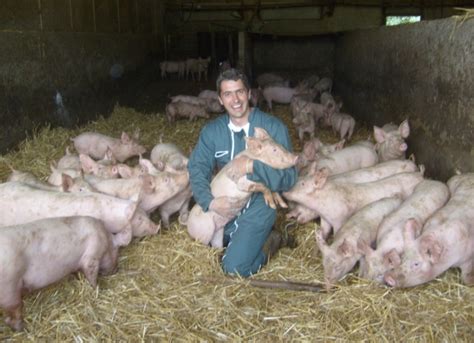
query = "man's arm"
xmin=188 ymin=126 xmax=215 ymax=211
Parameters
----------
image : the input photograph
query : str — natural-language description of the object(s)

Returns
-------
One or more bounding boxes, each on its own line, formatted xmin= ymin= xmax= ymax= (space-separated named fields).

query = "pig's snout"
xmin=384 ymin=273 xmax=397 ymax=287
xmin=399 ymin=143 xmax=408 ymax=151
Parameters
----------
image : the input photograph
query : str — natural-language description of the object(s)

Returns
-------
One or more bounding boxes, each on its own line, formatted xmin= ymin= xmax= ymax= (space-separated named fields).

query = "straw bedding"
xmin=0 ymin=104 xmax=472 ymax=341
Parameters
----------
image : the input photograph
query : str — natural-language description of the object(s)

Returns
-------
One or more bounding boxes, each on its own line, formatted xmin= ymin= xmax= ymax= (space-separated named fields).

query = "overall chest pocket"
xmin=215 ymin=150 xmax=230 ymax=170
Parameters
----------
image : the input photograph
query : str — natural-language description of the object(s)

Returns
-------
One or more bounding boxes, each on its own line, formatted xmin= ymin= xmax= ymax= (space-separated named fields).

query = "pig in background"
xmin=72 ymin=130 xmax=146 ymax=162
xmin=0 ymin=216 xmax=119 ymax=331
xmin=374 ymin=119 xmax=410 ymax=162
xmin=384 ymin=173 xmax=474 ymax=288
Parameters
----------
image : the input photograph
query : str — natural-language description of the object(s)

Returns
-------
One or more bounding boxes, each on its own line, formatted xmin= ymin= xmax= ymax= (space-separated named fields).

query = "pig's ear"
xmin=303 ymin=141 xmax=316 ymax=159
xmin=313 ymin=168 xmax=329 ymax=189
xmin=118 ymin=164 xmax=132 ymax=178
xmin=139 ymin=159 xmax=155 ymax=174
xmin=315 ymin=230 xmax=329 ymax=255
xmin=80 ymin=154 xmax=97 ymax=174
xmin=420 ymin=236 xmax=443 ymax=264
xmin=141 ymin=175 xmax=156 ymax=194
xmin=61 ymin=173 xmax=74 ymax=192
xmin=113 ymin=228 xmax=133 ymax=247
xmin=357 ymin=239 xmax=374 ymax=257
xmin=403 ymin=218 xmax=421 ymax=243
xmin=335 ymin=139 xmax=345 ymax=150
xmin=337 ymin=239 xmax=353 ymax=257
xmin=399 ymin=119 xmax=410 ymax=138
xmin=121 ymin=132 xmax=131 ymax=143
xmin=155 ymin=160 xmax=166 ymax=171
xmin=373 ymin=126 xmax=386 ymax=143
xmin=383 ymin=249 xmax=401 ymax=268
xmin=254 ymin=127 xmax=270 ymax=140
xmin=246 ymin=137 xmax=263 ymax=152
xmin=133 ymin=128 xmax=140 ymax=140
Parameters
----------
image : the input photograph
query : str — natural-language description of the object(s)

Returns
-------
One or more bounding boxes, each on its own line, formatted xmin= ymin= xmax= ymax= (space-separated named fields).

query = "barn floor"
xmin=0 ymin=73 xmax=473 ymax=340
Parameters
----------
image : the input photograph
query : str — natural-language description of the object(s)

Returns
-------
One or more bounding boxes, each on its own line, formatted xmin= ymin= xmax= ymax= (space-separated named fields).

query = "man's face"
xmin=218 ymin=79 xmax=251 ymax=120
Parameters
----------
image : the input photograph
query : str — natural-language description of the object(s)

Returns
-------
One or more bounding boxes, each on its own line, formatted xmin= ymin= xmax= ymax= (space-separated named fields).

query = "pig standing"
xmin=0 ymin=182 xmax=159 ymax=245
xmin=72 ymin=131 xmax=146 ymax=162
xmin=384 ymin=173 xmax=474 ymax=287
xmin=374 ymin=119 xmax=410 ymax=162
xmin=327 ymin=111 xmax=356 ymax=141
xmin=187 ymin=127 xmax=298 ymax=247
xmin=8 ymin=170 xmax=93 ymax=193
xmin=263 ymin=86 xmax=303 ymax=110
xmin=0 ymin=216 xmax=118 ymax=331
xmin=358 ymin=179 xmax=450 ymax=283
xmin=316 ymin=197 xmax=402 ymax=287
xmin=292 ymin=109 xmax=315 ymax=142
xmin=283 ymin=169 xmax=423 ymax=241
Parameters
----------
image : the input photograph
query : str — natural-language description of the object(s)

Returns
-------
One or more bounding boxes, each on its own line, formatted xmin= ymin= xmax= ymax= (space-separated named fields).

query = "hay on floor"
xmin=0 ymin=104 xmax=472 ymax=341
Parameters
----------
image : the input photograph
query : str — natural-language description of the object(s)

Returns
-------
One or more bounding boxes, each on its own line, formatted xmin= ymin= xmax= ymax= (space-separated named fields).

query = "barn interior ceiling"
xmin=163 ymin=0 xmax=472 ymax=10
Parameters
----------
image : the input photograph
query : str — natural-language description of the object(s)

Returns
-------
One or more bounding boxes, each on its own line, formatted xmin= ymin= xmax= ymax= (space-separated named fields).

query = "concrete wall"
xmin=0 ymin=0 xmax=163 ymax=152
xmin=252 ymin=35 xmax=335 ymax=83
xmin=334 ymin=17 xmax=474 ymax=181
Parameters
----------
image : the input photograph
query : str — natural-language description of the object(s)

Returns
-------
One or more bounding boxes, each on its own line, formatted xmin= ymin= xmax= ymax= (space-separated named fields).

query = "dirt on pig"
xmin=0 ymin=78 xmax=472 ymax=341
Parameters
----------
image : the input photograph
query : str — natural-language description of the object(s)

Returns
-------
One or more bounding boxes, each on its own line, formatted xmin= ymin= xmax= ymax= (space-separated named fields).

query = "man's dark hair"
xmin=216 ymin=68 xmax=250 ymax=95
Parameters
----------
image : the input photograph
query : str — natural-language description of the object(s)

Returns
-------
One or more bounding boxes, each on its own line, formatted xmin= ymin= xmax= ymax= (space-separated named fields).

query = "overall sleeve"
xmin=188 ymin=126 xmax=216 ymax=211
xmin=247 ymin=123 xmax=298 ymax=192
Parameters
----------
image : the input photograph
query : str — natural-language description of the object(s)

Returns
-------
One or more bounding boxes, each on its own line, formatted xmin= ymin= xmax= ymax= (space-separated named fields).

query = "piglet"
xmin=358 ymin=179 xmax=450 ymax=283
xmin=150 ymin=142 xmax=188 ymax=171
xmin=72 ymin=131 xmax=146 ymax=162
xmin=374 ymin=119 xmax=410 ymax=162
xmin=384 ymin=173 xmax=474 ymax=287
xmin=316 ymin=197 xmax=402 ymax=287
xmin=187 ymin=127 xmax=298 ymax=248
xmin=166 ymin=101 xmax=210 ymax=123
xmin=0 ymin=216 xmax=118 ymax=331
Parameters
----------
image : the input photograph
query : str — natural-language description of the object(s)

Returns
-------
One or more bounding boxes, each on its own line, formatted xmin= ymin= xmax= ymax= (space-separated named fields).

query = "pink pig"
xmin=316 ymin=197 xmax=402 ymax=287
xmin=384 ymin=174 xmax=474 ymax=287
xmin=0 ymin=216 xmax=119 ymax=331
xmin=72 ymin=131 xmax=146 ymax=162
xmin=358 ymin=179 xmax=450 ymax=283
xmin=374 ymin=119 xmax=410 ymax=162
xmin=283 ymin=169 xmax=423 ymax=241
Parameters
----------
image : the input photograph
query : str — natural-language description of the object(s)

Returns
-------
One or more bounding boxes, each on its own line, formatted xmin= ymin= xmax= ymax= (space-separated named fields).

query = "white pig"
xmin=0 ymin=216 xmax=119 ymax=331
xmin=374 ymin=119 xmax=410 ymax=162
xmin=359 ymin=179 xmax=450 ymax=283
xmin=384 ymin=173 xmax=474 ymax=287
xmin=283 ymin=169 xmax=423 ymax=240
xmin=0 ymin=182 xmax=159 ymax=245
xmin=316 ymin=197 xmax=402 ymax=287
xmin=72 ymin=131 xmax=146 ymax=162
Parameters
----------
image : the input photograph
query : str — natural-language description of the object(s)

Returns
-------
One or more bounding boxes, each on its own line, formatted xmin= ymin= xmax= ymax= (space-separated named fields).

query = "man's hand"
xmin=209 ymin=196 xmax=247 ymax=219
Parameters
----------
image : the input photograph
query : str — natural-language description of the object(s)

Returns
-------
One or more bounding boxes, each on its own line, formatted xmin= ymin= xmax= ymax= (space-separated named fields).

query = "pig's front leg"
xmin=3 ymin=295 xmax=24 ymax=331
xmin=461 ymin=259 xmax=474 ymax=285
xmin=236 ymin=177 xmax=276 ymax=209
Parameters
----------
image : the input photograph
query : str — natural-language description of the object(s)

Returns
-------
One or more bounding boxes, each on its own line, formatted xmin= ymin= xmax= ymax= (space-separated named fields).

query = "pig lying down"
xmin=384 ymin=173 xmax=474 ymax=287
xmin=0 ymin=216 xmax=119 ymax=331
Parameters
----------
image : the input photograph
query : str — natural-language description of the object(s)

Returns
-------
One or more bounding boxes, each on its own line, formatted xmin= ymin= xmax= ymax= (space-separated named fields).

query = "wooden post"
xmin=37 ymin=0 xmax=45 ymax=59
xmin=68 ymin=0 xmax=73 ymax=30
